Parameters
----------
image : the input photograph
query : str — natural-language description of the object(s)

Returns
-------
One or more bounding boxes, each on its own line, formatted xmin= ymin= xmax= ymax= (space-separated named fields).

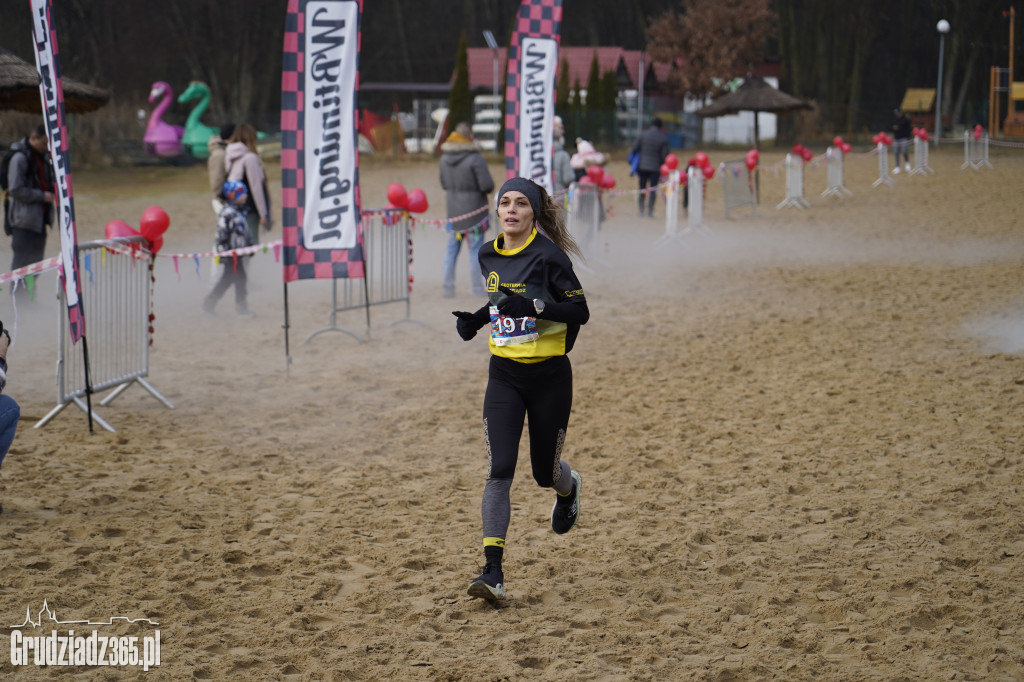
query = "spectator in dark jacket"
xmin=630 ymin=117 xmax=670 ymax=217
xmin=439 ymin=122 xmax=495 ymax=298
xmin=5 ymin=124 xmax=55 ymax=271
xmin=891 ymin=108 xmax=912 ymax=173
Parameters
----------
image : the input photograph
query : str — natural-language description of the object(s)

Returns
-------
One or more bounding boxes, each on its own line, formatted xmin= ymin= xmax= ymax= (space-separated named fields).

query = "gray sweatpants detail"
xmin=482 ymin=477 xmax=512 ymax=541
xmin=553 ymin=459 xmax=572 ymax=496
xmin=482 ymin=459 xmax=573 ymax=541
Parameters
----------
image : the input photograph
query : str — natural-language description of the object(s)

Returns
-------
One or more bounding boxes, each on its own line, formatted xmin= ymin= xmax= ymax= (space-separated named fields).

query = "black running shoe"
xmin=467 ymin=562 xmax=506 ymax=602
xmin=551 ymin=471 xmax=582 ymax=534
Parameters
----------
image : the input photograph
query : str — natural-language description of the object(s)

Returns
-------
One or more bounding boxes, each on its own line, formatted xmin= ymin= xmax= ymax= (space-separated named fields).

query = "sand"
xmin=0 ymin=143 xmax=1022 ymax=681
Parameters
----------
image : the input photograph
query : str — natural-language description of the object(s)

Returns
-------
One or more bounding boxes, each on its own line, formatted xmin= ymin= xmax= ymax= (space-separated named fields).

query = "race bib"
xmin=489 ymin=305 xmax=539 ymax=346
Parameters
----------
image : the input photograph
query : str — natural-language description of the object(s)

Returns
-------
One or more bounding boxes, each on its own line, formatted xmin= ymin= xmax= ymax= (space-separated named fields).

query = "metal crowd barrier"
xmin=821 ymin=147 xmax=853 ymax=199
xmin=910 ymin=137 xmax=934 ymax=175
xmin=961 ymin=131 xmax=993 ymax=170
xmin=36 ymin=237 xmax=173 ymax=432
xmin=684 ymin=167 xmax=708 ymax=235
xmin=306 ymin=209 xmax=421 ymax=343
xmin=720 ymin=160 xmax=757 ymax=216
xmin=872 ymin=142 xmax=894 ymax=188
xmin=653 ymin=169 xmax=689 ymax=244
xmin=566 ymin=182 xmax=603 ymax=267
xmin=777 ymin=154 xmax=810 ymax=209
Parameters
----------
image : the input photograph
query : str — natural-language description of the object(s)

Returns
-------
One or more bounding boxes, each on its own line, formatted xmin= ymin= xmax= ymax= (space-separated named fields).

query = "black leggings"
xmin=483 ymin=354 xmax=572 ymax=485
xmin=481 ymin=355 xmax=574 ymax=542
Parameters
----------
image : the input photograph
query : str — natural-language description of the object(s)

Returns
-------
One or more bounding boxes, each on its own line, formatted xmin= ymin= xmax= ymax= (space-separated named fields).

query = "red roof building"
xmin=464 ymin=46 xmax=678 ymax=94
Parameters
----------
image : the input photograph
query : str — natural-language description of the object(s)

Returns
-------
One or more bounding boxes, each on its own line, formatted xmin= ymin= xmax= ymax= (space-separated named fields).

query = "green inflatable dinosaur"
xmin=177 ymin=81 xmax=220 ymax=158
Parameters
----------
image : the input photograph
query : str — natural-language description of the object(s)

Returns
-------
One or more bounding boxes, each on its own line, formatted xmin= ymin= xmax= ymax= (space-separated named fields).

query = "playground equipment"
xmin=177 ymin=81 xmax=219 ymax=158
xmin=143 ymin=81 xmax=184 ymax=157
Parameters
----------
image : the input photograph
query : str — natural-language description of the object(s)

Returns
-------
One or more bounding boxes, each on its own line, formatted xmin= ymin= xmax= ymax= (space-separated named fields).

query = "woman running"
xmin=452 ymin=177 xmax=590 ymax=603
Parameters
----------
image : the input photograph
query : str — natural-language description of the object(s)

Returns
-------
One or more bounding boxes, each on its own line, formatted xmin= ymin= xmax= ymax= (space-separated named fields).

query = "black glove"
xmin=452 ymin=309 xmax=488 ymax=341
xmin=496 ymin=285 xmax=535 ymax=318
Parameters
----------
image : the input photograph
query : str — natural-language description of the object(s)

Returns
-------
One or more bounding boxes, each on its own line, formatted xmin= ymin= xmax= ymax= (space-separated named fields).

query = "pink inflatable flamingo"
xmin=144 ymin=81 xmax=184 ymax=157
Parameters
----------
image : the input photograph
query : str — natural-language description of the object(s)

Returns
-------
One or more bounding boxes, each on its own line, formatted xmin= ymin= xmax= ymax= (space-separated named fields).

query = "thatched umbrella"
xmin=695 ymin=75 xmax=811 ymax=150
xmin=0 ymin=47 xmax=109 ymax=114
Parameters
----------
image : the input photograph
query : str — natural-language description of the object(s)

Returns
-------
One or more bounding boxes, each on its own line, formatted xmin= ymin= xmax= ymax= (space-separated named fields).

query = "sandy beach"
xmin=0 ymin=142 xmax=1022 ymax=681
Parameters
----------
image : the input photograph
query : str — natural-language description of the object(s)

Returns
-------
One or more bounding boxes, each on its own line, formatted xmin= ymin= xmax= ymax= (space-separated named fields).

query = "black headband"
xmin=496 ymin=177 xmax=542 ymax=216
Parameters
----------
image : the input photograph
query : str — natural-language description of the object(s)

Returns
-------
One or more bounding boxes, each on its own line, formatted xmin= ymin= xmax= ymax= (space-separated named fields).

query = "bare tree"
xmin=646 ymin=0 xmax=777 ymax=97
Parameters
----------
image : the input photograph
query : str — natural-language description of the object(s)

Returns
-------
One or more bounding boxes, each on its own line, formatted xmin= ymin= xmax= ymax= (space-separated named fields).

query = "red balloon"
xmin=694 ymin=151 xmax=710 ymax=168
xmin=801 ymin=148 xmax=813 ymax=162
xmin=406 ymin=188 xmax=429 ymax=214
xmin=745 ymin=156 xmax=757 ymax=171
xmin=832 ymin=136 xmax=844 ymax=147
xmin=147 ymin=235 xmax=164 ymax=255
xmin=600 ymin=174 xmax=616 ymax=189
xmin=702 ymin=164 xmax=715 ymax=180
xmin=841 ymin=142 xmax=852 ymax=154
xmin=105 ymin=220 xmax=141 ymax=240
xmin=386 ymin=182 xmax=408 ymax=208
xmin=578 ymin=175 xmax=595 ymax=184
xmin=659 ymin=163 xmax=670 ymax=177
xmin=973 ymin=124 xmax=983 ymax=141
xmin=139 ymin=206 xmax=170 ymax=242
xmin=664 ymin=153 xmax=679 ymax=170
xmin=586 ymin=165 xmax=604 ymax=183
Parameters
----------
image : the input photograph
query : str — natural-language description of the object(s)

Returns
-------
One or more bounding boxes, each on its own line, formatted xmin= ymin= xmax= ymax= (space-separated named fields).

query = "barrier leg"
xmin=35 ymin=397 xmax=116 ymax=433
xmin=305 ymin=278 xmax=365 ymax=344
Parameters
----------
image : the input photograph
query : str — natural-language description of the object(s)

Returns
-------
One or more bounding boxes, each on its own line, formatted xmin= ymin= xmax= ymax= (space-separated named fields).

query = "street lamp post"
xmin=935 ymin=19 xmax=950 ymax=145
xmin=483 ymin=30 xmax=498 ymax=105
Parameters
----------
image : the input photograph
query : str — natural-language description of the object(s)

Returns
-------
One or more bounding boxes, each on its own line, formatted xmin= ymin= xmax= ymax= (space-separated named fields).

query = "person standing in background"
xmin=891 ymin=108 xmax=912 ymax=174
xmin=439 ymin=122 xmax=494 ymax=299
xmin=207 ymin=122 xmax=235 ymax=214
xmin=5 ymin=125 xmax=54 ymax=271
xmin=630 ymin=117 xmax=669 ymax=217
xmin=225 ymin=124 xmax=271 ymax=246
xmin=552 ymin=116 xmax=575 ymax=193
xmin=203 ymin=181 xmax=254 ymax=317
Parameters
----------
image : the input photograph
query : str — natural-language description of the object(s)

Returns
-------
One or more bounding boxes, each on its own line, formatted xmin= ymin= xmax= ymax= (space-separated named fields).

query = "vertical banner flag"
xmin=503 ymin=0 xmax=563 ymax=192
xmin=281 ymin=0 xmax=364 ymax=282
xmin=29 ymin=0 xmax=85 ymax=342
